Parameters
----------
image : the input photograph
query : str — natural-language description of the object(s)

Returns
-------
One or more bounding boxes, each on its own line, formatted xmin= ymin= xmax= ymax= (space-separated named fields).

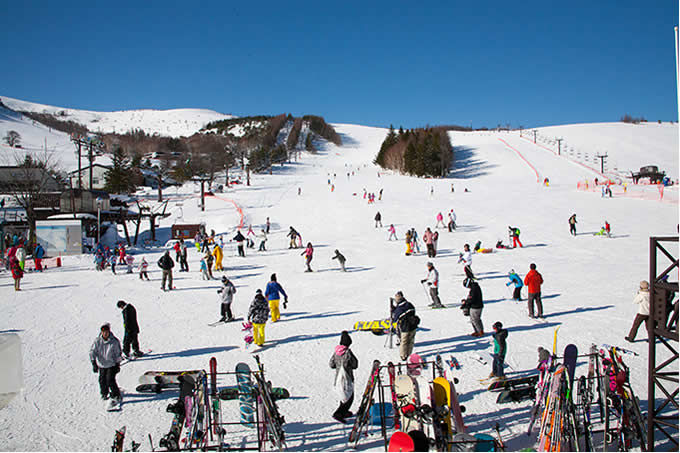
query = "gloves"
xmin=283 ymin=298 xmax=288 ymax=309
xmin=92 ymin=362 xmax=98 ymax=373
xmin=113 ymin=363 xmax=120 ymax=374
xmin=420 ymin=279 xmax=427 ymax=284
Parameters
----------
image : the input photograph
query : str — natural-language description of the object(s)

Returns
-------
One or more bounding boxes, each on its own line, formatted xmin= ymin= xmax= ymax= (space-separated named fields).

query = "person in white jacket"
xmin=625 ymin=280 xmax=650 ymax=342
xmin=458 ymin=244 xmax=475 ymax=279
xmin=420 ymin=262 xmax=443 ymax=308
xmin=258 ymin=229 xmax=268 ymax=252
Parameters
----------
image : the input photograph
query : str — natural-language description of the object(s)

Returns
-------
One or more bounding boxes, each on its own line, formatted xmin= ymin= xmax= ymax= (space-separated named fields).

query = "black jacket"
xmin=158 ymin=253 xmax=174 ymax=270
xmin=122 ymin=303 xmax=140 ymax=334
xmin=233 ymin=232 xmax=245 ymax=242
xmin=392 ymin=299 xmax=417 ymax=332
xmin=462 ymin=282 xmax=483 ymax=309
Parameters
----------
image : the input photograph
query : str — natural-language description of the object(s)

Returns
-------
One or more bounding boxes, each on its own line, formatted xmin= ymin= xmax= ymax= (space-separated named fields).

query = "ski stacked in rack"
xmin=253 ymin=355 xmax=286 ymax=451
xmin=348 ymin=360 xmax=381 ymax=447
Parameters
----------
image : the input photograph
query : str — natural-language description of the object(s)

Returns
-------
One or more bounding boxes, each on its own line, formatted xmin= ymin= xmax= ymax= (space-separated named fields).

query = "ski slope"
xmin=0 ymin=122 xmax=678 ymax=451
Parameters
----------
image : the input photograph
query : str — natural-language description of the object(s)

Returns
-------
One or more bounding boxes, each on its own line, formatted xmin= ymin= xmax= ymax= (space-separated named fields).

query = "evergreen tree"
xmin=104 ymin=145 xmax=133 ymax=193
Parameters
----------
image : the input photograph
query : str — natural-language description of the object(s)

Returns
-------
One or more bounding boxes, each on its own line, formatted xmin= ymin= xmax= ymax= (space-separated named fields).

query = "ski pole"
xmin=421 ymin=281 xmax=430 ymax=302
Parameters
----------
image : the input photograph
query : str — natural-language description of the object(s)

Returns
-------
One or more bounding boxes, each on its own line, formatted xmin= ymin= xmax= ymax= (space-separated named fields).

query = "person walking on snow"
xmin=625 ymin=280 xmax=650 ymax=342
xmin=374 ymin=212 xmax=382 ymax=228
xmin=9 ymin=254 xmax=23 ymax=291
xmin=212 ymin=243 xmax=224 ymax=271
xmin=332 ymin=249 xmax=347 ymax=272
xmin=118 ymin=244 xmax=126 ymax=265
xmin=247 ymin=289 xmax=270 ymax=347
xmin=458 ymin=244 xmax=475 ymax=279
xmin=287 ymin=227 xmax=300 ymax=249
xmin=265 ymin=273 xmax=288 ymax=323
xmin=404 ymin=229 xmax=413 ymax=255
xmin=109 ymin=253 xmax=117 ymax=275
xmin=179 ymin=239 xmax=189 ymax=272
xmin=410 ymin=228 xmax=421 ymax=254
xmin=490 ymin=321 xmax=508 ymax=379
xmin=205 ymin=251 xmax=215 ymax=279
xmin=569 ymin=214 xmax=577 ymax=236
xmin=388 ymin=224 xmax=397 ymax=241
xmin=258 ymin=229 xmax=268 ymax=251
xmin=509 ymin=226 xmax=523 ymax=248
xmin=217 ymin=276 xmax=237 ymax=322
xmin=246 ymin=225 xmax=256 ymax=249
xmin=506 ymin=269 xmax=523 ymax=301
xmin=173 ymin=241 xmax=181 ymax=262
xmin=265 ymin=217 xmax=271 ymax=234
xmin=423 ymin=228 xmax=435 ymax=258
xmin=139 ymin=258 xmax=150 ymax=280
xmin=391 ymin=291 xmax=419 ymax=361
xmin=89 ymin=323 xmax=122 ymax=405
xmin=33 ymin=242 xmax=45 ymax=271
xmin=524 ymin=263 xmax=544 ymax=318
xmin=302 ymin=242 xmax=314 ymax=272
xmin=436 ymin=212 xmax=445 ymax=228
xmin=448 ymin=210 xmax=457 ymax=232
xmin=233 ymin=230 xmax=246 ymax=257
xmin=157 ymin=251 xmax=175 ymax=291
xmin=199 ymin=257 xmax=210 ymax=280
xmin=116 ymin=301 xmax=143 ymax=359
xmin=16 ymin=242 xmax=26 ymax=271
xmin=329 ymin=331 xmax=358 ymax=424
xmin=421 ymin=262 xmax=443 ymax=308
xmin=461 ymin=277 xmax=484 ymax=336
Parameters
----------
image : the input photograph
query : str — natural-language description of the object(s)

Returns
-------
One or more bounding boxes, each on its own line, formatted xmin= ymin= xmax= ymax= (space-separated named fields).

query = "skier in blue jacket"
xmin=506 ymin=269 xmax=523 ymax=301
xmin=265 ymin=273 xmax=288 ymax=322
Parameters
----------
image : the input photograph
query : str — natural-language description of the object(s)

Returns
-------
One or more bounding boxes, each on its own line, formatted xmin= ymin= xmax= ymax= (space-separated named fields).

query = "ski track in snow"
xmin=0 ymin=124 xmax=677 ymax=451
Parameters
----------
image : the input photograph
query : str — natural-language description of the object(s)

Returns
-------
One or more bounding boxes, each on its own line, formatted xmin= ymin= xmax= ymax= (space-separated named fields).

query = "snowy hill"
xmin=0 ymin=102 xmax=678 ymax=450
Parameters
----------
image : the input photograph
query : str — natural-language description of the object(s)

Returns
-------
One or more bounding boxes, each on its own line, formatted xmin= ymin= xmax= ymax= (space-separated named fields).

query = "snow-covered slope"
xmin=1 ymin=96 xmax=235 ymax=138
xmin=0 ymin=110 xmax=677 ymax=451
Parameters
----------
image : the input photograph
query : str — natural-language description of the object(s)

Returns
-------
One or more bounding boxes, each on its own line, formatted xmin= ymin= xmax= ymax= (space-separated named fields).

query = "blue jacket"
xmin=34 ymin=245 xmax=45 ymax=259
xmin=506 ymin=273 xmax=523 ymax=288
xmin=265 ymin=281 xmax=287 ymax=301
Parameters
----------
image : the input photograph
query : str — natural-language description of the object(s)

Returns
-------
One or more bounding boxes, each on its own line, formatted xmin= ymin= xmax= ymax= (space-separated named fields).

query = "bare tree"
xmin=3 ymin=130 xmax=21 ymax=147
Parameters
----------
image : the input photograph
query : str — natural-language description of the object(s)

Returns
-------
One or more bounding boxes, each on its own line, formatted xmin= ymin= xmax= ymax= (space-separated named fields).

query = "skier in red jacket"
xmin=523 ymin=263 xmax=544 ymax=318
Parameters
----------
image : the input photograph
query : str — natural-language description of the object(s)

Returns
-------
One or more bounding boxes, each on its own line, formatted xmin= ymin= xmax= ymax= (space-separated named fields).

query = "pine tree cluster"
xmin=374 ymin=126 xmax=453 ymax=177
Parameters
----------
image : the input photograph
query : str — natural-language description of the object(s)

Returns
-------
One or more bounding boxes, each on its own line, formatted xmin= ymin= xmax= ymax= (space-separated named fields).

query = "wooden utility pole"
xmin=556 ymin=138 xmax=563 ymax=155
xmin=596 ymin=153 xmax=608 ymax=174
xmin=533 ymin=130 xmax=537 ymax=144
xmin=71 ymin=135 xmax=104 ymax=189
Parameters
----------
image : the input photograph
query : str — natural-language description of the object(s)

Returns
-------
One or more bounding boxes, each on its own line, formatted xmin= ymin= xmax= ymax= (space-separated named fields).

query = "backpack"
xmin=400 ymin=311 xmax=420 ymax=332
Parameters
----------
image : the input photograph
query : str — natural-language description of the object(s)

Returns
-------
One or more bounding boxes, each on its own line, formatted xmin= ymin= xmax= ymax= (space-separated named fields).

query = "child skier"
xmin=436 ymin=212 xmax=445 ymax=228
xmin=139 ymin=258 xmax=150 ymax=281
xmin=490 ymin=321 xmax=508 ymax=379
xmin=301 ymin=242 xmax=314 ymax=272
xmin=506 ymin=269 xmax=523 ymax=301
xmin=329 ymin=331 xmax=358 ymax=424
xmin=387 ymin=224 xmax=397 ymax=241
xmin=332 ymin=249 xmax=347 ymax=272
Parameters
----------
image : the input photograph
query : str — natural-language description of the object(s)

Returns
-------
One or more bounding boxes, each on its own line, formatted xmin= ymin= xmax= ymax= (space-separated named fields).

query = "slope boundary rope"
xmin=497 ymin=138 xmax=540 ymax=183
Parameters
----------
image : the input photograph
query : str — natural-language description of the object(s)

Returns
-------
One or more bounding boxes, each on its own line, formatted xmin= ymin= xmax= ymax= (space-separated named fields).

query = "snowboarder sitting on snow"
xmin=89 ymin=323 xmax=122 ymax=405
xmin=265 ymin=273 xmax=288 ymax=322
xmin=247 ymin=289 xmax=270 ymax=347
xmin=116 ymin=301 xmax=143 ymax=359
xmin=496 ymin=240 xmax=509 ymax=249
xmin=461 ymin=278 xmax=484 ymax=336
xmin=332 ymin=249 xmax=347 ymax=272
xmin=329 ymin=330 xmax=358 ymax=424
xmin=506 ymin=269 xmax=523 ymax=301
xmin=474 ymin=241 xmax=482 ymax=252
xmin=595 ymin=221 xmax=611 ymax=238
xmin=490 ymin=321 xmax=508 ymax=379
xmin=391 ymin=291 xmax=420 ymax=361
xmin=217 ymin=276 xmax=237 ymax=322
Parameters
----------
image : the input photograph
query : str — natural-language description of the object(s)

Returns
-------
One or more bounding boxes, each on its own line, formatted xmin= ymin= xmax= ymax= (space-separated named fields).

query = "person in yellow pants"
xmin=247 ymin=289 xmax=270 ymax=346
xmin=212 ymin=244 xmax=223 ymax=271
xmin=264 ymin=273 xmax=288 ymax=322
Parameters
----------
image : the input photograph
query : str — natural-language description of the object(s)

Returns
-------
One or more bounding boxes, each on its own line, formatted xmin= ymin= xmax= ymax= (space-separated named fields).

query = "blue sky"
xmin=1 ymin=1 xmax=677 ymax=129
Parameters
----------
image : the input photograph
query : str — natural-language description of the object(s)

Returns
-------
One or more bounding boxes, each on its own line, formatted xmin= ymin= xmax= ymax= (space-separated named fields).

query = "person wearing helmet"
xmin=491 ymin=321 xmax=508 ymax=379
xmin=506 ymin=269 xmax=523 ymax=301
xmin=217 ymin=276 xmax=237 ymax=322
xmin=461 ymin=278 xmax=484 ymax=336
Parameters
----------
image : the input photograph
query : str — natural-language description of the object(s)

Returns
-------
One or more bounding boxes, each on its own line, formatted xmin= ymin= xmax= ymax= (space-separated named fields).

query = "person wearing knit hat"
xmin=265 ymin=273 xmax=288 ymax=322
xmin=625 ymin=281 xmax=650 ymax=342
xmin=247 ymin=289 xmax=270 ymax=347
xmin=329 ymin=330 xmax=358 ymax=424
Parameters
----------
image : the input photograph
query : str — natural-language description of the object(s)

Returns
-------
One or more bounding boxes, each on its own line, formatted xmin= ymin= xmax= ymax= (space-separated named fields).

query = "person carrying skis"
xmin=212 ymin=243 xmax=223 ymax=271
xmin=116 ymin=300 xmax=143 ymax=359
xmin=33 ymin=242 xmax=45 ymax=271
xmin=421 ymin=262 xmax=444 ymax=308
xmin=524 ymin=263 xmax=544 ymax=318
xmin=247 ymin=289 xmax=270 ymax=347
xmin=258 ymin=229 xmax=267 ymax=251
xmin=301 ymin=242 xmax=314 ymax=272
xmin=329 ymin=330 xmax=358 ymax=424
xmin=265 ymin=273 xmax=288 ymax=323
xmin=89 ymin=323 xmax=122 ymax=405
xmin=458 ymin=244 xmax=475 ymax=279
xmin=139 ymin=257 xmax=150 ymax=281
xmin=506 ymin=269 xmax=523 ymax=301
xmin=461 ymin=278 xmax=484 ymax=336
xmin=387 ymin=224 xmax=397 ymax=241
xmin=374 ymin=211 xmax=382 ymax=228
xmin=423 ymin=227 xmax=435 ymax=258
xmin=568 ymin=214 xmax=577 ymax=236
xmin=391 ymin=291 xmax=419 ymax=361
xmin=217 ymin=276 xmax=237 ymax=322
xmin=157 ymin=251 xmax=175 ymax=291
xmin=490 ymin=321 xmax=508 ymax=379
xmin=508 ymin=226 xmax=523 ymax=248
xmin=625 ymin=280 xmax=650 ymax=342
xmin=436 ymin=212 xmax=445 ymax=228
xmin=332 ymin=249 xmax=347 ymax=272
xmin=233 ymin=230 xmax=246 ymax=257
xmin=287 ymin=227 xmax=299 ymax=249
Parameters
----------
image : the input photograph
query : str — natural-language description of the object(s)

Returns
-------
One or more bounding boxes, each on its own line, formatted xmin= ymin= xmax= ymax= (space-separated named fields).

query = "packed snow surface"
xmin=0 ymin=120 xmax=678 ymax=451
